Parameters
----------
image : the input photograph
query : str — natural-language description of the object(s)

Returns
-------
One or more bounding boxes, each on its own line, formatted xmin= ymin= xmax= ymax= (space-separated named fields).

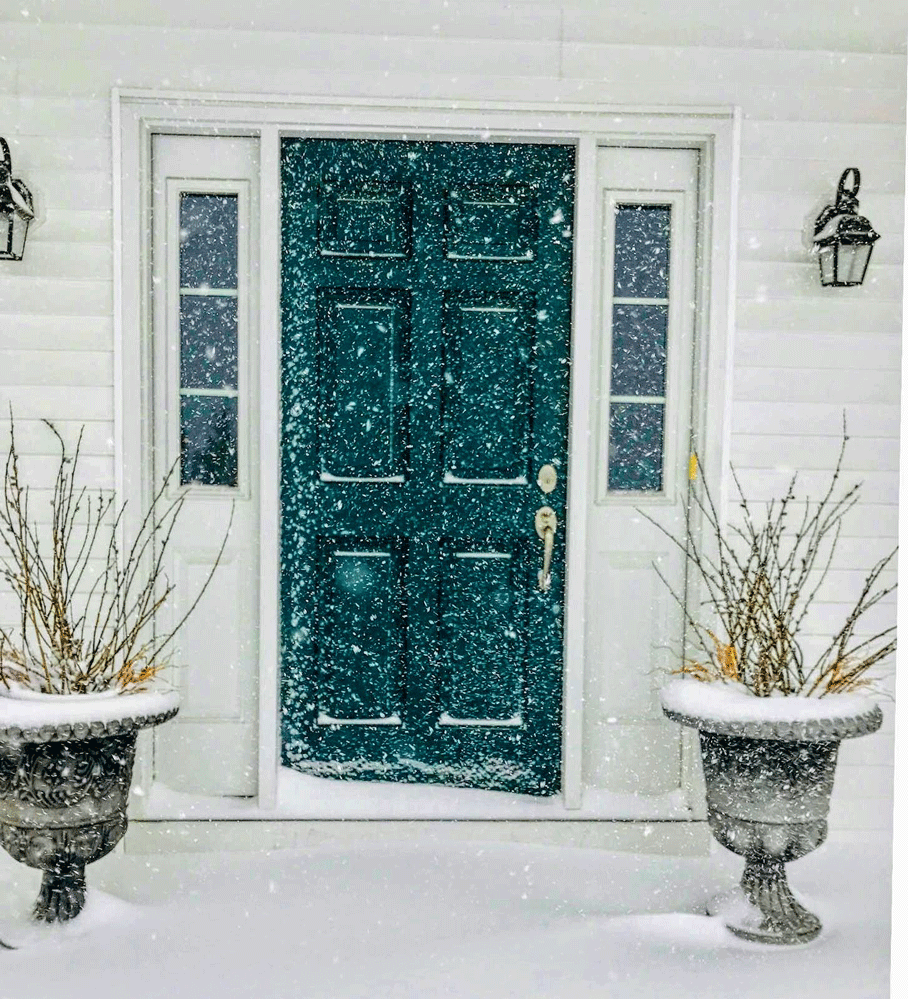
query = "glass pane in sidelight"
xmin=180 ymin=295 xmax=238 ymax=390
xmin=179 ymin=193 xmax=239 ymax=289
xmin=613 ymin=204 xmax=671 ymax=299
xmin=180 ymin=394 xmax=238 ymax=487
xmin=608 ymin=402 xmax=664 ymax=492
xmin=610 ymin=304 xmax=668 ymax=397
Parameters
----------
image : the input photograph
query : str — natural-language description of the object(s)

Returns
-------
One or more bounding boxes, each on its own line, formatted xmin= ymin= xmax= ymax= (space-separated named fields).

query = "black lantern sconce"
xmin=812 ymin=168 xmax=879 ymax=287
xmin=0 ymin=137 xmax=35 ymax=261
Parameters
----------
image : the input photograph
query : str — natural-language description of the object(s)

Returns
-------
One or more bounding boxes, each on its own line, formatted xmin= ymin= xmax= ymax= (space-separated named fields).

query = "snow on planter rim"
xmin=0 ymin=687 xmax=179 ymax=743
xmin=659 ymin=678 xmax=882 ymax=742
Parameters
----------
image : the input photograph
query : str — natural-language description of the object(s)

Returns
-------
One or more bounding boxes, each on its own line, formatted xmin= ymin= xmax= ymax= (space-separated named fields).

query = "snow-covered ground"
xmin=0 ymin=831 xmax=891 ymax=999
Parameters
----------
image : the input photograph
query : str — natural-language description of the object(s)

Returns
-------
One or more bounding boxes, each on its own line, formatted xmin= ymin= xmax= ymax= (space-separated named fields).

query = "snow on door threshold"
xmin=140 ymin=770 xmax=692 ymax=822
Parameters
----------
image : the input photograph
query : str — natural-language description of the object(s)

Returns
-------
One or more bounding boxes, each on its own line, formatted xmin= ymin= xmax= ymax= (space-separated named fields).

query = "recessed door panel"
xmin=317 ymin=541 xmax=405 ymax=722
xmin=441 ymin=294 xmax=531 ymax=483
xmin=439 ymin=541 xmax=527 ymax=723
xmin=317 ymin=291 xmax=410 ymax=481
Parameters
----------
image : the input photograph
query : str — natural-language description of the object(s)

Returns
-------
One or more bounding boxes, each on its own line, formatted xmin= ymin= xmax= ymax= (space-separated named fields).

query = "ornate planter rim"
xmin=0 ymin=688 xmax=179 ymax=745
xmin=660 ymin=678 xmax=882 ymax=741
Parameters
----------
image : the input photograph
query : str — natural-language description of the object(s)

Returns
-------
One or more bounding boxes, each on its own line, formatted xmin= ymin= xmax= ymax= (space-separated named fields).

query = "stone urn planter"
xmin=661 ymin=678 xmax=882 ymax=945
xmin=0 ymin=688 xmax=178 ymax=935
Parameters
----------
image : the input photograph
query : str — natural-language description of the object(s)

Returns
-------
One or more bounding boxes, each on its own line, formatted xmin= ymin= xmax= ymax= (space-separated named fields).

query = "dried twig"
xmin=638 ymin=417 xmax=896 ymax=697
xmin=0 ymin=414 xmax=232 ymax=694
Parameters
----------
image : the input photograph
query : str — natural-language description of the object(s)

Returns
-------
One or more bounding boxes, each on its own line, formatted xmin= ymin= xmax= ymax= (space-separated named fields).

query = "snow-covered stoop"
xmin=0 ymin=832 xmax=890 ymax=998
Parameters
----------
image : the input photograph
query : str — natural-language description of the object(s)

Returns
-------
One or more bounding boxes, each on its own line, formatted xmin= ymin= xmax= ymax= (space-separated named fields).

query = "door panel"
xmin=317 ymin=290 xmax=410 ymax=480
xmin=150 ymin=135 xmax=260 ymax=797
xmin=441 ymin=294 xmax=532 ymax=481
xmin=439 ymin=540 xmax=526 ymax=723
xmin=318 ymin=541 xmax=406 ymax=723
xmin=584 ymin=146 xmax=700 ymax=797
xmin=281 ymin=138 xmax=574 ymax=795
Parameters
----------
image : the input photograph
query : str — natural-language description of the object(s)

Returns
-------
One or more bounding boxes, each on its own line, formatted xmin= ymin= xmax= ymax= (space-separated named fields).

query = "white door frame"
xmin=114 ymin=90 xmax=740 ymax=820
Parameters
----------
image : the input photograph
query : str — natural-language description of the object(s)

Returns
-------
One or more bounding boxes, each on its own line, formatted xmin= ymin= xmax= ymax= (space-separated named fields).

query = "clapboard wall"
xmin=0 ymin=5 xmax=903 ymax=832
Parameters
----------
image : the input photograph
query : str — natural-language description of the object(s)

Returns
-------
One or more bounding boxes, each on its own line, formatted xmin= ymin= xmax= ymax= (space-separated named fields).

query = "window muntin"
xmin=177 ymin=192 xmax=240 ymax=488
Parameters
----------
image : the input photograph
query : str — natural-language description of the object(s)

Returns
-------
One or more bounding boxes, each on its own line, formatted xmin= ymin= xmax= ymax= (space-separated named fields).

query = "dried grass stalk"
xmin=0 ymin=416 xmax=232 ymax=694
xmin=639 ymin=417 xmax=896 ymax=697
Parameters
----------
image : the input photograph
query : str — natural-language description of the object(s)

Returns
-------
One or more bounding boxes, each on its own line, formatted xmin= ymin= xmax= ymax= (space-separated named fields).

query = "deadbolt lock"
xmin=537 ymin=463 xmax=558 ymax=494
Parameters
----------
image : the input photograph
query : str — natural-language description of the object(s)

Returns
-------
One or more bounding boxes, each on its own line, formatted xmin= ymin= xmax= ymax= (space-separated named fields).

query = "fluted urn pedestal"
xmin=0 ymin=688 xmax=178 ymax=934
xmin=661 ymin=679 xmax=882 ymax=945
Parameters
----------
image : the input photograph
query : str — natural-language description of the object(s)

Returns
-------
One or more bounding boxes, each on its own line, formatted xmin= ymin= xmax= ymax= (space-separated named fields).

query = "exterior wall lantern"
xmin=0 ymin=137 xmax=36 ymax=262
xmin=812 ymin=168 xmax=879 ymax=287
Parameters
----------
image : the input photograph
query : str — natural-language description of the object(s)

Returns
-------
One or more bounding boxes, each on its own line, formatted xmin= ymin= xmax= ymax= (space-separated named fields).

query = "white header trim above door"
xmin=114 ymin=89 xmax=739 ymax=821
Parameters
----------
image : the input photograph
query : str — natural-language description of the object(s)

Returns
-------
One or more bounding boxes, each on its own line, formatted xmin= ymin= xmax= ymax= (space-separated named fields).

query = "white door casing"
xmin=150 ymin=134 xmax=261 ymax=796
xmin=115 ymin=93 xmax=738 ymax=820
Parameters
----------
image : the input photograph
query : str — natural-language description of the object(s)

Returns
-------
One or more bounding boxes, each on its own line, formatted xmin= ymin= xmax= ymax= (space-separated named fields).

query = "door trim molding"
xmin=114 ymin=89 xmax=740 ymax=820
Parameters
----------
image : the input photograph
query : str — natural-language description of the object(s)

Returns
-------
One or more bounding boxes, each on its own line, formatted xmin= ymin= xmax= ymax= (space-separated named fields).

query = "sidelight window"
xmin=606 ymin=204 xmax=672 ymax=493
xmin=177 ymin=192 xmax=240 ymax=487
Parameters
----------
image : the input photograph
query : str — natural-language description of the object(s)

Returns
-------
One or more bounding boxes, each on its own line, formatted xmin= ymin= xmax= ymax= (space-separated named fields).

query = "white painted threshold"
xmin=139 ymin=770 xmax=694 ymax=822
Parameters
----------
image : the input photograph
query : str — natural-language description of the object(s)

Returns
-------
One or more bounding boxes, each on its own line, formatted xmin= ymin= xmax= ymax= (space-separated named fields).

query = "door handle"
xmin=534 ymin=506 xmax=557 ymax=591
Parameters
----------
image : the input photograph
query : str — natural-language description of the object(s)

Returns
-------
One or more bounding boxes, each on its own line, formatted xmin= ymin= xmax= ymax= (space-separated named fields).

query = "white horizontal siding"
xmin=565 ymin=45 xmax=907 ymax=90
xmin=30 ymin=210 xmax=112 ymax=246
xmin=739 ymin=192 xmax=904 ymax=234
xmin=739 ymin=227 xmax=903 ymax=267
xmin=0 ymin=350 xmax=113 ymax=386
xmin=12 ymin=0 xmax=907 ymax=55
xmin=0 ymin=420 xmax=114 ymax=455
xmin=733 ymin=368 xmax=900 ymax=405
xmin=13 ymin=243 xmax=113 ymax=283
xmin=0 ymin=278 xmax=112 ymax=317
xmin=736 ymin=299 xmax=902 ymax=335
xmin=23 ymin=170 xmax=112 ymax=212
xmin=7 ymin=28 xmax=562 ymax=86
xmin=0 ymin=387 xmax=112 ymax=421
xmin=0 ymin=10 xmax=901 ymax=833
xmin=734 ymin=334 xmax=901 ymax=371
xmin=741 ymin=120 xmax=906 ymax=161
xmin=829 ymin=799 xmax=893 ymax=832
xmin=4 ymin=134 xmax=114 ymax=171
xmin=0 ymin=96 xmax=109 ymax=137
xmin=768 ymin=503 xmax=898 ymax=539
xmin=0 ymin=316 xmax=112 ymax=351
xmin=839 ymin=734 xmax=896 ymax=771
xmin=14 ymin=454 xmax=113 ymax=483
xmin=729 ymin=470 xmax=897 ymax=505
xmin=740 ymin=157 xmax=905 ymax=195
xmin=731 ymin=402 xmax=899 ymax=438
xmin=729 ymin=434 xmax=899 ymax=472
xmin=799 ymin=598 xmax=897 ymax=634
xmin=738 ymin=262 xmax=902 ymax=301
xmin=559 ymin=5 xmax=907 ymax=54
xmin=0 ymin=557 xmax=114 ymax=598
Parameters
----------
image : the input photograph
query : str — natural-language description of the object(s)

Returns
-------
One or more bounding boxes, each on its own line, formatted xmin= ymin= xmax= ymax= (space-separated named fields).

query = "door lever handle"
xmin=534 ymin=506 xmax=557 ymax=591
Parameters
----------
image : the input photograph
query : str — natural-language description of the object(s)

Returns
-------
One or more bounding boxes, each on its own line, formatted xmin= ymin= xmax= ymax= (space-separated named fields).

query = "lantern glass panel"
xmin=842 ymin=243 xmax=872 ymax=285
xmin=0 ymin=212 xmax=29 ymax=261
xmin=818 ymin=245 xmax=836 ymax=285
xmin=10 ymin=215 xmax=28 ymax=260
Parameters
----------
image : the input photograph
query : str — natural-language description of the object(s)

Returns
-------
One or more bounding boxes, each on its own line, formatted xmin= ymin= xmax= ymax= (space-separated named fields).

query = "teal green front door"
xmin=280 ymin=138 xmax=574 ymax=795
